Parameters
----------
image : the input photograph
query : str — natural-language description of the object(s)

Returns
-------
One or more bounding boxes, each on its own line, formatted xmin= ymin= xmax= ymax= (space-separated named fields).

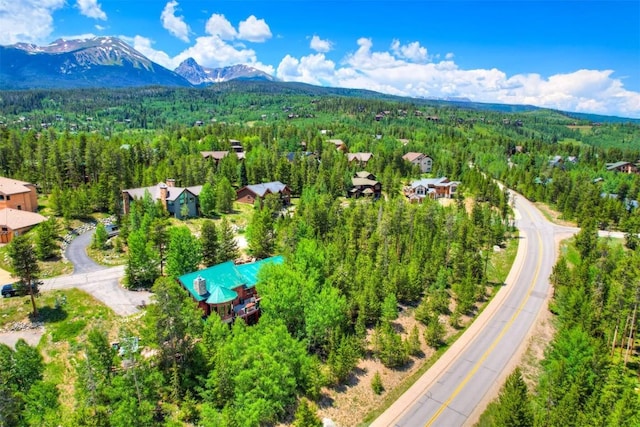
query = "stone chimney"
xmin=166 ymin=178 xmax=176 ymax=187
xmin=159 ymin=183 xmax=168 ymax=209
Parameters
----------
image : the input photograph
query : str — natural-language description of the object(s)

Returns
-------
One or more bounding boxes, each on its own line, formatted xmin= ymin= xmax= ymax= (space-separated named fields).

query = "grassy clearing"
xmin=486 ymin=234 xmax=519 ymax=285
xmin=35 ymin=289 xmax=121 ymax=413
xmin=533 ymin=202 xmax=577 ymax=228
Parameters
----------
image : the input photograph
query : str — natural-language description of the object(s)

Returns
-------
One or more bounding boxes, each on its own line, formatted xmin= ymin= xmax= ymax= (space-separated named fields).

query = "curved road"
xmin=40 ymin=229 xmax=151 ymax=316
xmin=371 ymin=192 xmax=579 ymax=427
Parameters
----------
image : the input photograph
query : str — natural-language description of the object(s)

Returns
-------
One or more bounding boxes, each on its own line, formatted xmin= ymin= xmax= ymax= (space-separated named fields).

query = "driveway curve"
xmin=40 ymin=229 xmax=151 ymax=316
xmin=66 ymin=229 xmax=103 ymax=274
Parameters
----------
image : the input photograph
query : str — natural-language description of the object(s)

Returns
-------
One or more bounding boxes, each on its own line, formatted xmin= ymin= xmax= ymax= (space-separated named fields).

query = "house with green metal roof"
xmin=178 ymin=255 xmax=284 ymax=323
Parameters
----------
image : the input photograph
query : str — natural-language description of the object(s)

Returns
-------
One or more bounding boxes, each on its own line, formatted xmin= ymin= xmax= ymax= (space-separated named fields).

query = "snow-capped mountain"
xmin=0 ymin=37 xmax=191 ymax=89
xmin=174 ymin=58 xmax=276 ymax=86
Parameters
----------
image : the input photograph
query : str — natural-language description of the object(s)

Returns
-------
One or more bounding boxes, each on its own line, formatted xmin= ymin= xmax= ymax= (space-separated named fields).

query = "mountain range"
xmin=0 ymin=36 xmax=274 ymax=90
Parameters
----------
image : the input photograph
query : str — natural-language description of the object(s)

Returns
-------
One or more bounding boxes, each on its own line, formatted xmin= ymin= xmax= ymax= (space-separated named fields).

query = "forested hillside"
xmin=0 ymin=84 xmax=638 ymax=426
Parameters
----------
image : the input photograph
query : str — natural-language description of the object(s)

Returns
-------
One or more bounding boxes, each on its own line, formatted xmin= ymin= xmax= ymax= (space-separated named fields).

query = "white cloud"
xmin=76 ymin=0 xmax=107 ymax=20
xmin=391 ymin=40 xmax=427 ymax=62
xmin=95 ymin=24 xmax=106 ymax=31
xmin=310 ymin=35 xmax=332 ymax=53
xmin=238 ymin=15 xmax=272 ymax=42
xmin=125 ymin=35 xmax=175 ymax=68
xmin=161 ymin=1 xmax=190 ymax=42
xmin=445 ymin=52 xmax=454 ymax=60
xmin=0 ymin=0 xmax=65 ymax=44
xmin=126 ymin=33 xmax=274 ymax=75
xmin=205 ymin=14 xmax=237 ymax=40
xmin=276 ymin=39 xmax=640 ymax=118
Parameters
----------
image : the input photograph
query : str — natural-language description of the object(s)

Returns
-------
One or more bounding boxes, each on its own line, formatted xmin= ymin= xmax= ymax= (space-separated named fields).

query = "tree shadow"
xmin=333 ymin=366 xmax=367 ymax=393
xmin=33 ymin=305 xmax=68 ymax=324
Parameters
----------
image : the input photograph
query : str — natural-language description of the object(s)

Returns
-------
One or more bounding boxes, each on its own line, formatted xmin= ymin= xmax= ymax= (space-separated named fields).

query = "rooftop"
xmin=178 ymin=256 xmax=284 ymax=303
xmin=0 ymin=177 xmax=35 ymax=195
xmin=0 ymin=208 xmax=46 ymax=230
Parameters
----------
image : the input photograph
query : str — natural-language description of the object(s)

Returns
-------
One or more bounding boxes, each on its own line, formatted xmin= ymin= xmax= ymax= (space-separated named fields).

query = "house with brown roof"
xmin=0 ymin=208 xmax=46 ymax=243
xmin=0 ymin=177 xmax=38 ymax=212
xmin=402 ymin=152 xmax=433 ymax=173
xmin=405 ymin=177 xmax=460 ymax=202
xmin=348 ymin=171 xmax=382 ymax=199
xmin=606 ymin=161 xmax=639 ymax=174
xmin=236 ymin=181 xmax=291 ymax=205
xmin=347 ymin=152 xmax=373 ymax=167
xmin=122 ymin=179 xmax=203 ymax=219
xmin=328 ymin=139 xmax=348 ymax=152
xmin=200 ymin=151 xmax=230 ymax=163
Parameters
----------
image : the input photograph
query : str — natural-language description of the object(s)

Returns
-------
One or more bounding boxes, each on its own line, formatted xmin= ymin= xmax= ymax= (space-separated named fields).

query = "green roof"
xmin=206 ymin=284 xmax=238 ymax=304
xmin=178 ymin=256 xmax=284 ymax=302
xmin=236 ymin=256 xmax=284 ymax=288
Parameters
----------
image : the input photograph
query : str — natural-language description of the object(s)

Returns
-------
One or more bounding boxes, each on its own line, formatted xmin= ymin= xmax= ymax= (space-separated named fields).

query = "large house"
xmin=405 ymin=177 xmax=460 ymax=202
xmin=606 ymin=161 xmax=639 ymax=174
xmin=0 ymin=177 xmax=38 ymax=212
xmin=348 ymin=171 xmax=382 ymax=199
xmin=200 ymin=151 xmax=230 ymax=163
xmin=402 ymin=152 xmax=433 ymax=173
xmin=178 ymin=256 xmax=284 ymax=323
xmin=122 ymin=179 xmax=203 ymax=219
xmin=0 ymin=208 xmax=46 ymax=243
xmin=347 ymin=152 xmax=374 ymax=167
xmin=236 ymin=181 xmax=291 ymax=205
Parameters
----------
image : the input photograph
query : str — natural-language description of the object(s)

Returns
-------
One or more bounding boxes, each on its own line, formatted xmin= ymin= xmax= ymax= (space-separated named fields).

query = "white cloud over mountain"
xmin=0 ymin=0 xmax=65 ymax=44
xmin=76 ymin=0 xmax=107 ymax=20
xmin=161 ymin=1 xmax=190 ymax=42
xmin=0 ymin=5 xmax=638 ymax=118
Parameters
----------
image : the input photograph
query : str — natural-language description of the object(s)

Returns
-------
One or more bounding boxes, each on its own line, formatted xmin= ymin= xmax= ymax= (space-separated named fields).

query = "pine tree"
xmin=494 ymin=367 xmax=533 ymax=427
xmin=7 ymin=235 xmax=40 ymax=315
xmin=201 ymin=221 xmax=220 ymax=267
xmin=293 ymin=398 xmax=322 ymax=427
xmin=218 ymin=218 xmax=239 ymax=262
xmin=35 ymin=217 xmax=60 ymax=260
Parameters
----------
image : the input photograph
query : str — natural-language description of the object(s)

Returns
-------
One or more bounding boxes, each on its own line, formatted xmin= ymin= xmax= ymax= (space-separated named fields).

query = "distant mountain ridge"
xmin=0 ymin=36 xmax=277 ymax=90
xmin=0 ymin=37 xmax=637 ymax=122
xmin=1 ymin=36 xmax=190 ymax=89
xmin=174 ymin=58 xmax=276 ymax=85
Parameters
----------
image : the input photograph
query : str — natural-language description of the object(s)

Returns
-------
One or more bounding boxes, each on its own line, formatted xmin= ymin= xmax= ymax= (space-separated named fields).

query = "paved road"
xmin=65 ymin=229 xmax=104 ymax=274
xmin=40 ymin=229 xmax=151 ymax=316
xmin=371 ymin=192 xmax=578 ymax=427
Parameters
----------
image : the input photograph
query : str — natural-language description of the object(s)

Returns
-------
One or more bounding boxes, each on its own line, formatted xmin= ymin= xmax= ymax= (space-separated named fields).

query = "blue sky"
xmin=2 ymin=1 xmax=639 ymax=118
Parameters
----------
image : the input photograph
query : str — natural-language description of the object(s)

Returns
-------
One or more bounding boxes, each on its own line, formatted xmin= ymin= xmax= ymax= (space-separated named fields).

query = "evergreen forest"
xmin=0 ymin=83 xmax=638 ymax=426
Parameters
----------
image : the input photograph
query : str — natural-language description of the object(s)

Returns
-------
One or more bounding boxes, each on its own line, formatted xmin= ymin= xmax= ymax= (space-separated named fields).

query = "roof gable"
xmin=243 ymin=181 xmax=288 ymax=197
xmin=0 ymin=177 xmax=35 ymax=195
xmin=0 ymin=208 xmax=46 ymax=229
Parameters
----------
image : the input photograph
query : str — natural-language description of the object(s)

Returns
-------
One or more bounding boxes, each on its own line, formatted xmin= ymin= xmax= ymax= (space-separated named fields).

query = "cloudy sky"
xmin=2 ymin=0 xmax=639 ymax=118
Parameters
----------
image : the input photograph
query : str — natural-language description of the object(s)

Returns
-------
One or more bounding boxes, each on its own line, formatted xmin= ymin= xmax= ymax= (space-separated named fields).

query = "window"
xmin=17 ymin=205 xmax=21 ymax=210
xmin=0 ymin=195 xmax=4 ymax=201
xmin=5 ymin=195 xmax=9 ymax=201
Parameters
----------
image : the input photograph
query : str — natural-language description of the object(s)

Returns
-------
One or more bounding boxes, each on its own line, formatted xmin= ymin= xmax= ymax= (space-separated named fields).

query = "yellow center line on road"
xmin=424 ymin=205 xmax=543 ymax=427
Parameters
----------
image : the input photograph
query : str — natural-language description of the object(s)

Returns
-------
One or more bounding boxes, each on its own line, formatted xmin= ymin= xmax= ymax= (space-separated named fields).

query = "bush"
xmin=371 ymin=371 xmax=384 ymax=395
